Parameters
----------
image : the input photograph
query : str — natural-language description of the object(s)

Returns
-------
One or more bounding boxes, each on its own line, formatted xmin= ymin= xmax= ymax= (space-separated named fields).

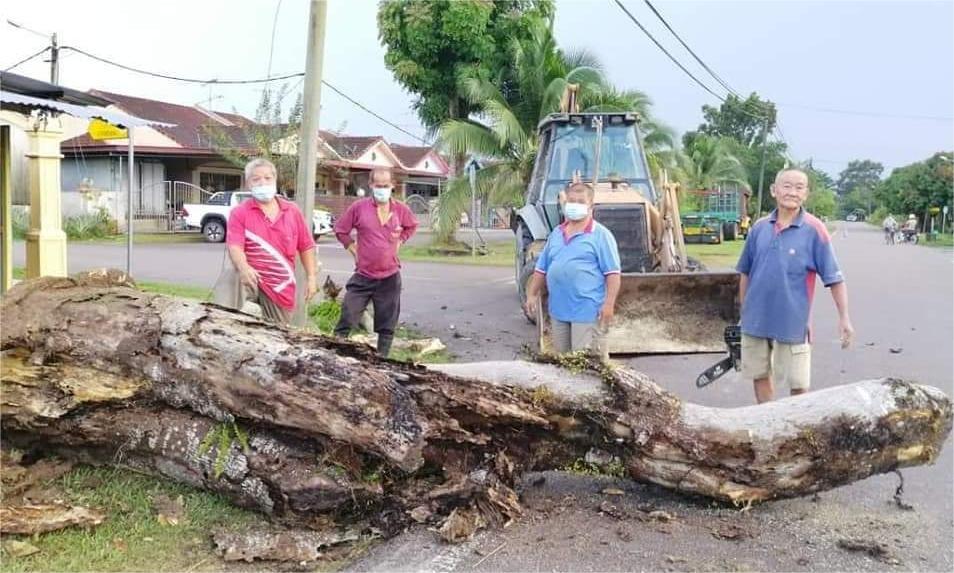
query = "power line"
xmin=59 ymin=45 xmax=428 ymax=144
xmin=3 ymin=46 xmax=50 ymax=71
xmin=62 ymin=46 xmax=304 ymax=84
xmin=632 ymin=1 xmax=950 ymax=127
xmin=611 ymin=0 xmax=726 ymax=102
xmin=322 ymin=81 xmax=428 ymax=144
xmin=776 ymin=102 xmax=953 ymax=122
xmin=642 ymin=0 xmax=740 ymax=98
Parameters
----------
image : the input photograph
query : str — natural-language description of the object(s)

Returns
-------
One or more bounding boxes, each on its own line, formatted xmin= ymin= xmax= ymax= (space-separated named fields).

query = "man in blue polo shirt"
xmin=738 ymin=168 xmax=854 ymax=403
xmin=524 ymin=182 xmax=621 ymax=358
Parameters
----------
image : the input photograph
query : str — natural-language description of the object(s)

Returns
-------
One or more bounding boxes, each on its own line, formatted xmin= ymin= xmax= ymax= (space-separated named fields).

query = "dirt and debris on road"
xmin=346 ymin=469 xmax=951 ymax=572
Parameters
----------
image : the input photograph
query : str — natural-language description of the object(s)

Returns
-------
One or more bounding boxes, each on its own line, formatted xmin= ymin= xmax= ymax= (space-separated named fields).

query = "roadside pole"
xmin=466 ymin=159 xmax=479 ymax=258
xmin=755 ymin=116 xmax=769 ymax=219
xmin=126 ymin=126 xmax=134 ymax=276
xmin=292 ymin=0 xmax=328 ymax=327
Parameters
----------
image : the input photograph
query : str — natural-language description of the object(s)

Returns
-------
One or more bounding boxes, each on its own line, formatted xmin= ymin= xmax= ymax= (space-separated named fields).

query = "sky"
xmin=2 ymin=0 xmax=952 ymax=178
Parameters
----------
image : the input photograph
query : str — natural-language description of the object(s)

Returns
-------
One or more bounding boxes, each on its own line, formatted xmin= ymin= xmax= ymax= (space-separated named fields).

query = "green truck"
xmin=681 ymin=185 xmax=750 ymax=243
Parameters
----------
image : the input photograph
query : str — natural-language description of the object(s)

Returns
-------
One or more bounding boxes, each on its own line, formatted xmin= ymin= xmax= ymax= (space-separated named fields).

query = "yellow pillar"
xmin=25 ymin=117 xmax=68 ymax=278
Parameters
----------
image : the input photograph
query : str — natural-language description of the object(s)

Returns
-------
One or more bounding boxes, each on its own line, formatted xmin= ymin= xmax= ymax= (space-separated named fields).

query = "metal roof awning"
xmin=0 ymin=90 xmax=172 ymax=128
xmin=0 ymin=71 xmax=112 ymax=106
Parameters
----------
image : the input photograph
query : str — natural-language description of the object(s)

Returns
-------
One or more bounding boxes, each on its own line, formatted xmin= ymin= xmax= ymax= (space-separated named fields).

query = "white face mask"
xmin=250 ymin=184 xmax=277 ymax=203
xmin=564 ymin=202 xmax=589 ymax=221
xmin=372 ymin=186 xmax=392 ymax=203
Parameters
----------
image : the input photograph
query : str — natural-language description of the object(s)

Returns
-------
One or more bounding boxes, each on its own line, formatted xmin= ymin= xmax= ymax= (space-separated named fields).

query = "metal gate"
xmin=134 ymin=180 xmax=214 ymax=232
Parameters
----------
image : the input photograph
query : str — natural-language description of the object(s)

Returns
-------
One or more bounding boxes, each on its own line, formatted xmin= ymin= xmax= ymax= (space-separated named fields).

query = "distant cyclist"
xmin=882 ymin=214 xmax=897 ymax=245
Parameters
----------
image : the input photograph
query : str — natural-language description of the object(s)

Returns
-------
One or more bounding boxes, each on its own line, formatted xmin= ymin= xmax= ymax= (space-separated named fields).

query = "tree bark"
xmin=2 ymin=271 xmax=951 ymax=537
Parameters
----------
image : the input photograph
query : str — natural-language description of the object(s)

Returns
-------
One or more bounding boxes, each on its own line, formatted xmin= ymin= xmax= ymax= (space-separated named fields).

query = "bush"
xmin=11 ymin=208 xmax=29 ymax=239
xmin=63 ymin=208 xmax=117 ymax=240
xmin=870 ymin=206 xmax=891 ymax=225
xmin=308 ymin=299 xmax=342 ymax=334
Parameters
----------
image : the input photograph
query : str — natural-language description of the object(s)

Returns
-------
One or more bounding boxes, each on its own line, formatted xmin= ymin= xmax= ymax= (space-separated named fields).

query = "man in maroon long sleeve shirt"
xmin=333 ymin=168 xmax=418 ymax=357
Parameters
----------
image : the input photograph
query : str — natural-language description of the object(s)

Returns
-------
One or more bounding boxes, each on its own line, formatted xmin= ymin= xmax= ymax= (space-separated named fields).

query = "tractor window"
xmin=548 ymin=123 xmax=648 ymax=183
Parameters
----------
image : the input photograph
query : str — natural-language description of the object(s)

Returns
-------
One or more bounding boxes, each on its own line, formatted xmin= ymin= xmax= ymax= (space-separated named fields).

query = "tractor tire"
xmin=724 ymin=222 xmax=739 ymax=241
xmin=713 ymin=226 xmax=724 ymax=245
xmin=514 ymin=222 xmax=541 ymax=324
xmin=518 ymin=255 xmax=539 ymax=324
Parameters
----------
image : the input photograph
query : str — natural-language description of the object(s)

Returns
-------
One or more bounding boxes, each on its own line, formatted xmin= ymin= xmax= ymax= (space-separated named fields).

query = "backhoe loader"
xmin=512 ymin=87 xmax=739 ymax=354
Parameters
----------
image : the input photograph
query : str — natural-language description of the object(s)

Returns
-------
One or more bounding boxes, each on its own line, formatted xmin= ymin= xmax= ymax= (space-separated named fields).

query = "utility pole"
xmin=755 ymin=115 xmax=770 ymax=219
xmin=49 ymin=32 xmax=59 ymax=84
xmin=292 ymin=0 xmax=327 ymax=327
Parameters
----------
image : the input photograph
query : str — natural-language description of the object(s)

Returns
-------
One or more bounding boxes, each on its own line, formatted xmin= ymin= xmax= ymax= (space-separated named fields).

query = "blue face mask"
xmin=250 ymin=184 xmax=277 ymax=203
xmin=372 ymin=187 xmax=392 ymax=203
xmin=564 ymin=202 xmax=589 ymax=221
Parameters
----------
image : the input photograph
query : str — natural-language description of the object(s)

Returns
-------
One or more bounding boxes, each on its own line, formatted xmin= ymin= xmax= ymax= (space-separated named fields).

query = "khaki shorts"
xmin=550 ymin=319 xmax=608 ymax=360
xmin=741 ymin=334 xmax=812 ymax=390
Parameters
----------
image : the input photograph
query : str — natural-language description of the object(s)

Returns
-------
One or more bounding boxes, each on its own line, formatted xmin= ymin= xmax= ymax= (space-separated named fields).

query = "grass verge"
xmin=0 ymin=465 xmax=258 ymax=572
xmin=78 ymin=233 xmax=209 ymax=245
xmin=400 ymin=240 xmax=514 ymax=267
xmin=684 ymin=239 xmax=744 ymax=270
xmin=919 ymin=232 xmax=954 ymax=247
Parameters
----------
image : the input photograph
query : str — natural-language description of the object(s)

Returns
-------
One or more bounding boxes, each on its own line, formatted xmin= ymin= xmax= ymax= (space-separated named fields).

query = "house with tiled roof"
xmin=9 ymin=83 xmax=450 ymax=227
xmin=58 ymin=90 xmax=257 ymax=228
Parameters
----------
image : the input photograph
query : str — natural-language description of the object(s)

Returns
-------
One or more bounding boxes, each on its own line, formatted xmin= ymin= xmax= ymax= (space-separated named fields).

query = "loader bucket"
xmin=608 ymin=272 xmax=740 ymax=354
xmin=538 ymin=271 xmax=740 ymax=355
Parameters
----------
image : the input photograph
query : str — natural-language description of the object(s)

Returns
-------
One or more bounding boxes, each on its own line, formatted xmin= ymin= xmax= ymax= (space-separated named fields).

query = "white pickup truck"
xmin=181 ymin=191 xmax=334 ymax=243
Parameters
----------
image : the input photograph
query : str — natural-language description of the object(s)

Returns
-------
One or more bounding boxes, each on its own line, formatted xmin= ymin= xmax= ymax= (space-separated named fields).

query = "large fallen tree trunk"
xmin=2 ymin=272 xmax=951 ymax=536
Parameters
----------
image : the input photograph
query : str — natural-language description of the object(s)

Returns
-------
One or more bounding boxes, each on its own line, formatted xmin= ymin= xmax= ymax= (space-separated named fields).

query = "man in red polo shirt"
xmin=226 ymin=158 xmax=318 ymax=325
xmin=333 ymin=167 xmax=418 ymax=357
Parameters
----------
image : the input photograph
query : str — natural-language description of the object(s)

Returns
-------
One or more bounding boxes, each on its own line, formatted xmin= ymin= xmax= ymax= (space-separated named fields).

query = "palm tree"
xmin=675 ymin=135 xmax=748 ymax=191
xmin=433 ymin=18 xmax=672 ymax=244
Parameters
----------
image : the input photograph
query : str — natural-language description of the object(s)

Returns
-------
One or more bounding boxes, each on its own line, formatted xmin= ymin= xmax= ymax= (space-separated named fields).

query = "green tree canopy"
xmin=674 ymin=135 xmax=748 ymax=191
xmin=207 ymin=86 xmax=302 ymax=193
xmin=835 ymin=159 xmax=884 ymax=196
xmin=803 ymin=166 xmax=838 ymax=218
xmin=683 ymin=93 xmax=776 ymax=149
xmin=875 ymin=152 xmax=953 ymax=219
xmin=432 ymin=16 xmax=673 ymax=243
xmin=377 ymin=0 xmax=554 ymax=132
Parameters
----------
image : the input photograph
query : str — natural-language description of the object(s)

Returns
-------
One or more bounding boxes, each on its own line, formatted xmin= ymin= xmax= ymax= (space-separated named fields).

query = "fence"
xmin=131 ymin=181 xmax=214 ymax=232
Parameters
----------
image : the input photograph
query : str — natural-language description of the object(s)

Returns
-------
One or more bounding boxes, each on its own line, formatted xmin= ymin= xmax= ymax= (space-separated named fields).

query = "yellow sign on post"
xmin=87 ymin=118 xmax=128 ymax=141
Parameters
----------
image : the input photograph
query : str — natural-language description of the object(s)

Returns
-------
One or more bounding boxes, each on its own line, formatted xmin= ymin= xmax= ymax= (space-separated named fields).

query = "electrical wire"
xmin=60 ymin=45 xmax=429 ymax=144
xmin=61 ymin=45 xmax=304 ymax=84
xmin=642 ymin=0 xmax=740 ymax=98
xmin=3 ymin=46 xmax=50 ymax=71
xmin=776 ymin=102 xmax=952 ymax=122
xmin=611 ymin=0 xmax=726 ymax=102
xmin=631 ymin=1 xmax=951 ymax=128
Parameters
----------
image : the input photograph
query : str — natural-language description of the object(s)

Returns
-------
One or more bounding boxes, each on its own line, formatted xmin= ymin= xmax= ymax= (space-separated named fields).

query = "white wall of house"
xmin=354 ymin=141 xmax=401 ymax=168
xmin=60 ymin=156 xmax=168 ymax=225
xmin=407 ymin=151 xmax=447 ymax=175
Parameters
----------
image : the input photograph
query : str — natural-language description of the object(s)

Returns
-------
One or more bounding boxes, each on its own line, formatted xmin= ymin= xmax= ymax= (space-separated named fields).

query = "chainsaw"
xmin=696 ymin=325 xmax=741 ymax=388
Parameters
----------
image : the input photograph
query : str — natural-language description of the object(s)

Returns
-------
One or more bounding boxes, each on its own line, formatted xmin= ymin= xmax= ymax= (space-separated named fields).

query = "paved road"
xmin=12 ymin=223 xmax=954 ymax=571
xmin=353 ymin=223 xmax=954 ymax=572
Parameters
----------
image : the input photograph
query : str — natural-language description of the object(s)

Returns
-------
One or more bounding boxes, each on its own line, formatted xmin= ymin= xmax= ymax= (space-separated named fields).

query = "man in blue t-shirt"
xmin=737 ymin=168 xmax=855 ymax=403
xmin=524 ymin=182 xmax=622 ymax=358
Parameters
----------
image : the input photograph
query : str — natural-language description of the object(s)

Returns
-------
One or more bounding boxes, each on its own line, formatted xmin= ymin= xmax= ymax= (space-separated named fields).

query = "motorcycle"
xmin=896 ymin=229 xmax=919 ymax=244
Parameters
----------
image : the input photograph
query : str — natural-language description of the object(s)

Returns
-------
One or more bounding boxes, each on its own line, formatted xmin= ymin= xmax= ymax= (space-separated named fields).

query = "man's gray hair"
xmin=244 ymin=157 xmax=277 ymax=181
xmin=774 ymin=167 xmax=810 ymax=183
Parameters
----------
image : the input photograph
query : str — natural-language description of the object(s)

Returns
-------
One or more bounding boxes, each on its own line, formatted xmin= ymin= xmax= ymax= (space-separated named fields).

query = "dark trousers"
xmin=334 ymin=272 xmax=402 ymax=356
